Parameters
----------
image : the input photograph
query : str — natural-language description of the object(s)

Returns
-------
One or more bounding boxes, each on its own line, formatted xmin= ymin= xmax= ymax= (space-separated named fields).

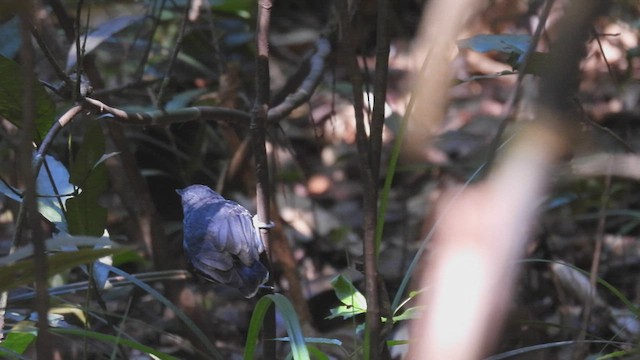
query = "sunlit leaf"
xmin=330 ymin=275 xmax=367 ymax=311
xmin=0 ymin=321 xmax=36 ymax=356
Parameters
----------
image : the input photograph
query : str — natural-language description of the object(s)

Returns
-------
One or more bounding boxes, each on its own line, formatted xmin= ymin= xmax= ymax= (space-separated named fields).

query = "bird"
xmin=176 ymin=185 xmax=269 ymax=298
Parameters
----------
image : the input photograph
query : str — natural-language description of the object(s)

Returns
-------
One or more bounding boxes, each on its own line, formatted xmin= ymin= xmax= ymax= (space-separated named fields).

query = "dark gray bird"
xmin=176 ymin=185 xmax=268 ymax=298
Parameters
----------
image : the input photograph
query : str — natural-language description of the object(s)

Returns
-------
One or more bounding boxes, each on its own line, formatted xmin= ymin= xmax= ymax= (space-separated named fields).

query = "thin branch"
xmin=370 ymin=0 xmax=390 ymax=182
xmin=252 ymin=0 xmax=275 ymax=359
xmin=83 ymin=97 xmax=252 ymax=124
xmin=30 ymin=23 xmax=72 ymax=87
xmin=267 ymin=38 xmax=330 ymax=123
xmin=574 ymin=171 xmax=611 ymax=359
xmin=134 ymin=0 xmax=168 ymax=81
xmin=484 ymin=0 xmax=556 ymax=173
xmin=157 ymin=0 xmax=191 ymax=108
xmin=591 ymin=26 xmax=615 ymax=81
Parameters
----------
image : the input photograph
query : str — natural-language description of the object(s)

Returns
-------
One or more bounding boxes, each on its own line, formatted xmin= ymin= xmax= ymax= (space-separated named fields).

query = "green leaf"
xmin=326 ymin=305 xmax=366 ymax=320
xmin=329 ymin=275 xmax=367 ymax=312
xmin=0 ymin=235 xmax=115 ymax=265
xmin=392 ymin=306 xmax=423 ymax=322
xmin=66 ymin=193 xmax=107 ymax=237
xmin=387 ymin=340 xmax=409 ymax=347
xmin=0 ymin=247 xmax=130 ymax=293
xmin=244 ymin=294 xmax=310 ymax=360
xmin=67 ymin=121 xmax=108 ymax=236
xmin=0 ymin=55 xmax=56 ymax=142
xmin=0 ymin=322 xmax=36 ymax=355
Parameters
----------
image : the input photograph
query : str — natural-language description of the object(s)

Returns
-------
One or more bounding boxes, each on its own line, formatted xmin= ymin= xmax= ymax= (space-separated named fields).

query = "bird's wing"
xmin=205 ymin=200 xmax=263 ymax=266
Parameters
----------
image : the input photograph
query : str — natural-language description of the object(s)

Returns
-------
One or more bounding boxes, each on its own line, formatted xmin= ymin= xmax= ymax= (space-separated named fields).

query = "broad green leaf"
xmin=66 ymin=193 xmax=107 ymax=237
xmin=0 ymin=235 xmax=114 ymax=265
xmin=330 ymin=275 xmax=367 ymax=311
xmin=67 ymin=121 xmax=107 ymax=236
xmin=0 ymin=321 xmax=36 ymax=355
xmin=0 ymin=247 xmax=130 ymax=293
xmin=0 ymin=55 xmax=56 ymax=142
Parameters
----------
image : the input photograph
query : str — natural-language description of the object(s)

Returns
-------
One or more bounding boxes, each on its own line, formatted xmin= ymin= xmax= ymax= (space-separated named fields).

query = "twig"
xmin=74 ymin=0 xmax=85 ymax=101
xmin=484 ymin=0 xmax=556 ymax=173
xmin=252 ymin=0 xmax=276 ymax=359
xmin=83 ymin=97 xmax=252 ymax=124
xmin=591 ymin=26 xmax=615 ymax=81
xmin=267 ymin=38 xmax=331 ymax=123
xmin=29 ymin=23 xmax=72 ymax=89
xmin=157 ymin=0 xmax=191 ymax=108
xmin=133 ymin=0 xmax=168 ymax=81
xmin=575 ymin=171 xmax=611 ymax=358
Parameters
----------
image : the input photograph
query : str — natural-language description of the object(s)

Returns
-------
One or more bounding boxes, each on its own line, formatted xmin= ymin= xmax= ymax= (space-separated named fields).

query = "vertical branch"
xmin=574 ymin=171 xmax=610 ymax=359
xmin=252 ymin=0 xmax=275 ymax=358
xmin=335 ymin=1 xmax=382 ymax=358
xmin=369 ymin=0 xmax=390 ymax=184
xmin=18 ymin=4 xmax=52 ymax=358
xmin=370 ymin=0 xmax=392 ymax=355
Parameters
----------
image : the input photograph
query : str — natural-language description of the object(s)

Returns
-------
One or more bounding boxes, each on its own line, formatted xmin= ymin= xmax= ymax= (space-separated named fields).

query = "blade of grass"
xmin=105 ymin=265 xmax=222 ymax=360
xmin=244 ymin=293 xmax=310 ymax=360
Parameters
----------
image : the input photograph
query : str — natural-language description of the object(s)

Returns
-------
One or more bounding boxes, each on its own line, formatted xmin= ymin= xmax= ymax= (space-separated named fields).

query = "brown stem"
xmin=253 ymin=0 xmax=276 ymax=359
xmin=335 ymin=1 xmax=381 ymax=358
xmin=18 ymin=4 xmax=52 ymax=358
